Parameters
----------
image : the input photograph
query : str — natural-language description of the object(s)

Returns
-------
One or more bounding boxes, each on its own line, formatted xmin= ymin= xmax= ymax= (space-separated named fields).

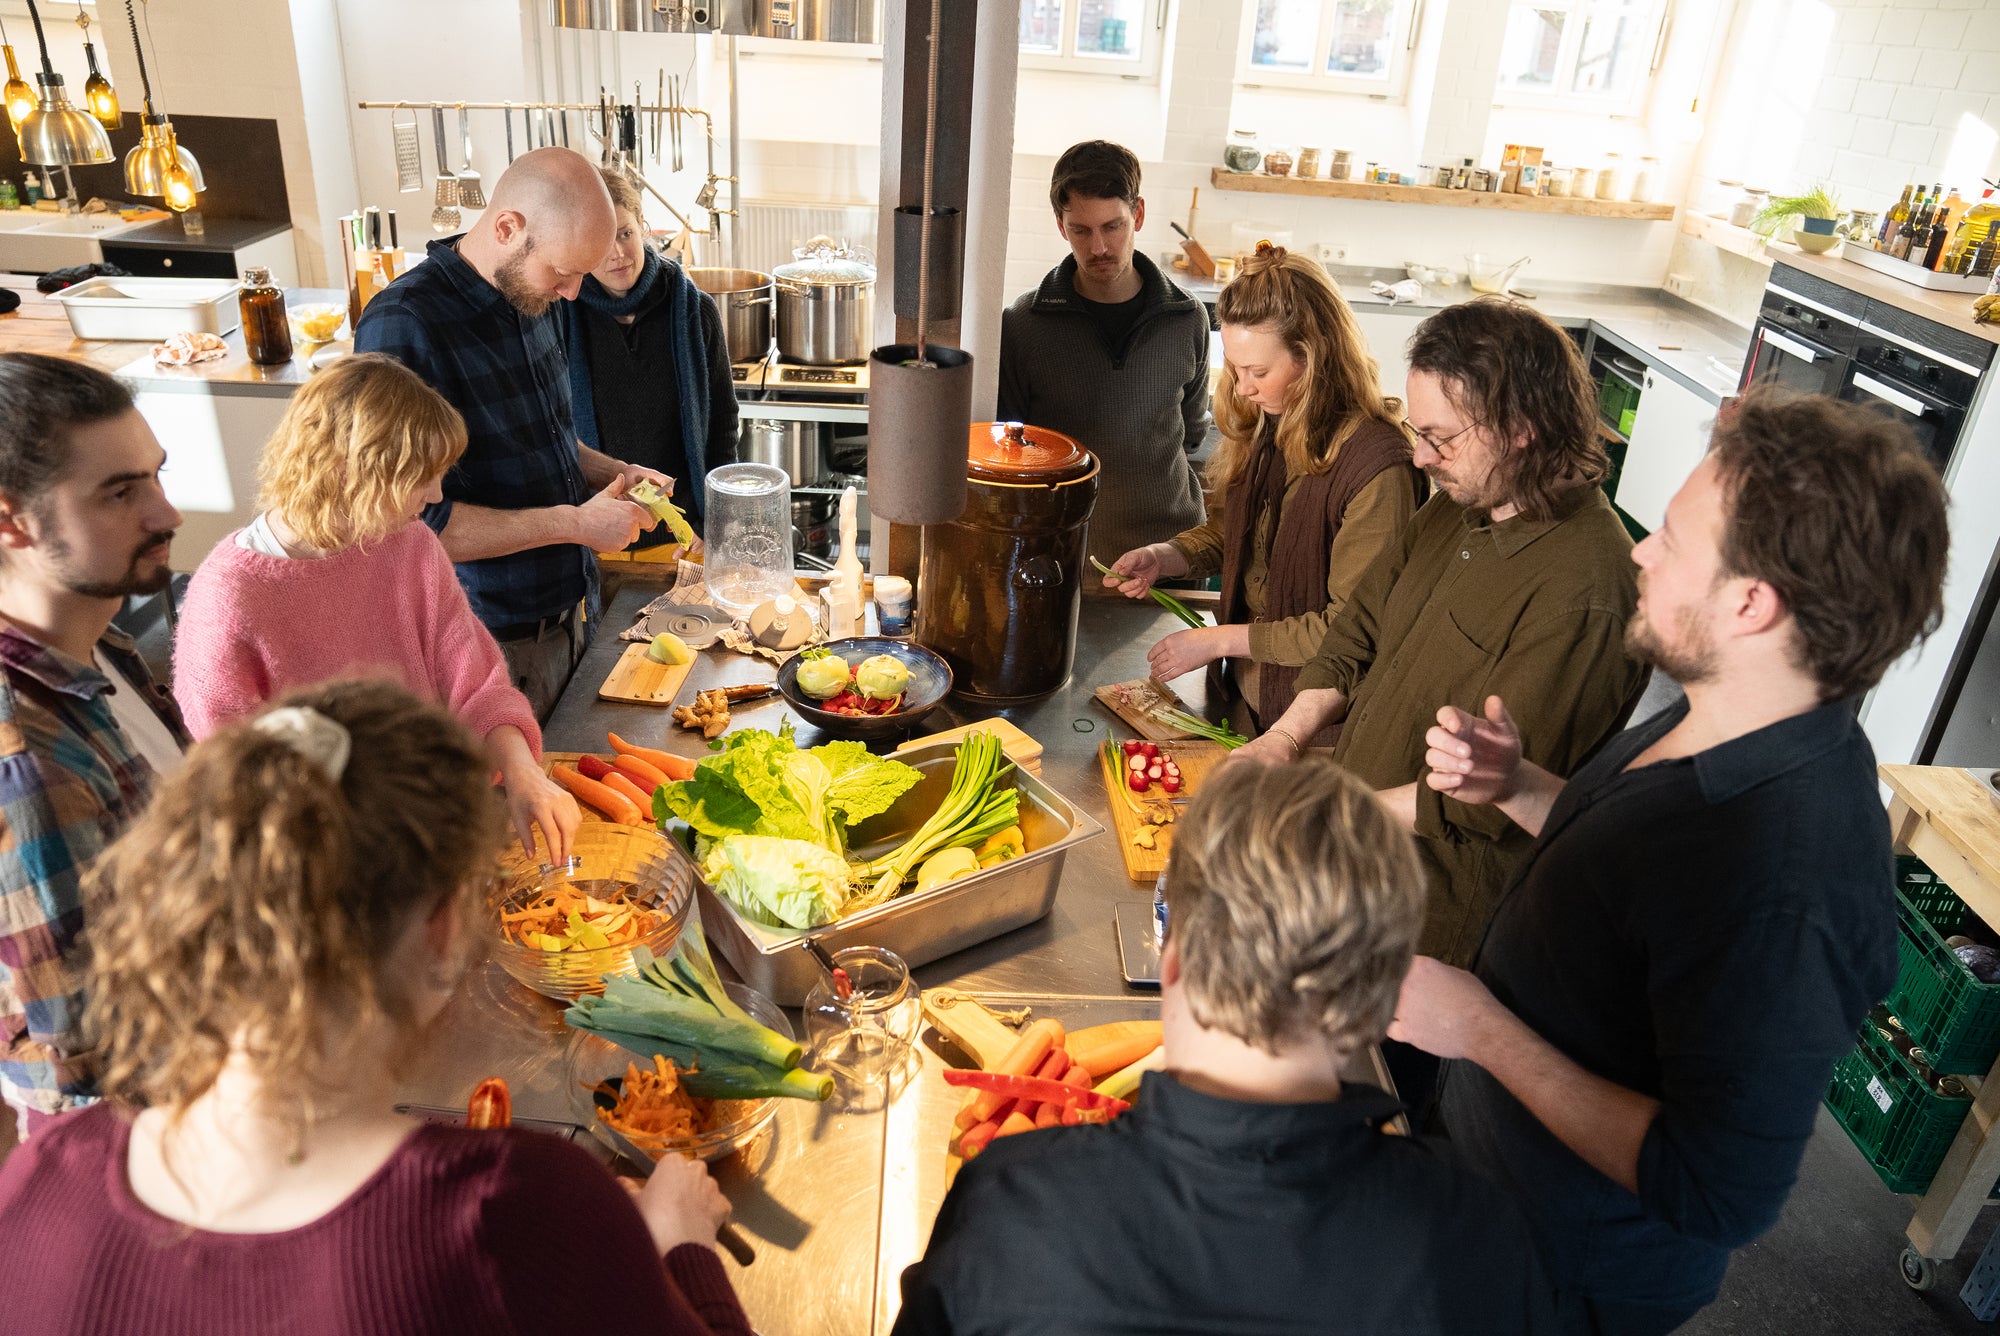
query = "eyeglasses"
xmin=1406 ymin=419 xmax=1484 ymax=459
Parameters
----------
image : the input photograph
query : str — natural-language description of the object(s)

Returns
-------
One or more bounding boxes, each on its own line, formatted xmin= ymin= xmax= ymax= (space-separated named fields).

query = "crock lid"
xmin=967 ymin=421 xmax=1094 ymax=484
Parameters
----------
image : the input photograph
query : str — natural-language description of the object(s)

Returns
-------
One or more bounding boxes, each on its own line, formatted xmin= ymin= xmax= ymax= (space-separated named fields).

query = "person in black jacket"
xmin=1398 ymin=388 xmax=1952 ymax=1335
xmin=894 ymin=756 xmax=1558 ymax=1336
xmin=561 ymin=166 xmax=737 ymax=529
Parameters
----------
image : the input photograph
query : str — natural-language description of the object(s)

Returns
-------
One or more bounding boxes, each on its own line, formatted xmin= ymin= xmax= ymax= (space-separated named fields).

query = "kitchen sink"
xmin=0 ymin=213 xmax=148 ymax=274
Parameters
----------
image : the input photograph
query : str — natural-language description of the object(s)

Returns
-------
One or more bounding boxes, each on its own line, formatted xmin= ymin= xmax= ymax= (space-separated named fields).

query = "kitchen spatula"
xmin=430 ymin=107 xmax=460 ymax=233
xmin=391 ymin=105 xmax=422 ymax=193
xmin=454 ymin=107 xmax=485 ymax=209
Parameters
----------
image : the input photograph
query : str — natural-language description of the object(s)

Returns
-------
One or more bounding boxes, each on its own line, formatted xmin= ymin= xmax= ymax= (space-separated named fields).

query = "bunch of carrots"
xmin=948 ymin=1019 xmax=1163 ymax=1161
xmin=551 ymin=733 xmax=698 ymax=826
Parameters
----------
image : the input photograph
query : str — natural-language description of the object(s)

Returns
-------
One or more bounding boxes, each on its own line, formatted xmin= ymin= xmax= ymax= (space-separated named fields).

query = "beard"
xmin=493 ymin=247 xmax=552 ymax=318
xmin=1623 ymin=599 xmax=1718 ymax=687
xmin=46 ymin=529 xmax=175 ymax=599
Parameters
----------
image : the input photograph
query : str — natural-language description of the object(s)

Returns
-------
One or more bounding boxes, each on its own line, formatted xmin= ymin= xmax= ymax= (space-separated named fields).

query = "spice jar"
xmin=1570 ymin=166 xmax=1597 ymax=201
xmin=1263 ymin=148 xmax=1294 ymax=177
xmin=1295 ymin=146 xmax=1323 ymax=179
xmin=1631 ymin=156 xmax=1657 ymax=203
xmin=1329 ymin=148 xmax=1352 ymax=181
xmin=239 ymin=266 xmax=293 ymax=366
xmin=1544 ymin=165 xmax=1571 ymax=198
xmin=1224 ymin=129 xmax=1261 ymax=173
xmin=1596 ymin=153 xmax=1625 ymax=201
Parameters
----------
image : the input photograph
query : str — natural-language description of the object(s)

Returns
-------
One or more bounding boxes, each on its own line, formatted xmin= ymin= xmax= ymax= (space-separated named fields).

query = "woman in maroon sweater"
xmin=0 ymin=681 xmax=752 ymax=1336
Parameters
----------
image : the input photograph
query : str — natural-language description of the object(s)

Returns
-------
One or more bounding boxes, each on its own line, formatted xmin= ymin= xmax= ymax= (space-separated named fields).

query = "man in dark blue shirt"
xmin=356 ymin=148 xmax=669 ymax=717
xmin=1391 ymin=388 xmax=1951 ymax=1334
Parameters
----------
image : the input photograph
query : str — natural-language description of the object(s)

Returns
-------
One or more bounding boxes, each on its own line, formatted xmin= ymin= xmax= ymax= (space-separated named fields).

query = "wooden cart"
xmin=1880 ymin=764 xmax=2000 ymax=1291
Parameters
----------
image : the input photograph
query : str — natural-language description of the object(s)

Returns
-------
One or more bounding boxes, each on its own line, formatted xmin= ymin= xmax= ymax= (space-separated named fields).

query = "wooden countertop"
xmin=0 ymin=275 xmax=153 ymax=374
xmin=1772 ymin=244 xmax=2000 ymax=347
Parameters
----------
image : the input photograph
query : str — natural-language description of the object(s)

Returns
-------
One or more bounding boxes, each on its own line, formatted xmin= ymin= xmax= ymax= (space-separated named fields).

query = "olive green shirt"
xmin=1297 ymin=486 xmax=1646 ymax=966
xmin=1168 ymin=468 xmax=1416 ymax=667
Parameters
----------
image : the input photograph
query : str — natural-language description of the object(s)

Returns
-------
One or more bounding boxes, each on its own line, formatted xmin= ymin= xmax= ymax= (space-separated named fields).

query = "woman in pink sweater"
xmin=0 ymin=682 xmax=751 ymax=1335
xmin=174 ymin=354 xmax=579 ymax=862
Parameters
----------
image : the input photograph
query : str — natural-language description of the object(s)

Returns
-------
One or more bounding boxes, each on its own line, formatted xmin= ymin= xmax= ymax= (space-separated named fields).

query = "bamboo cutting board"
xmin=1093 ymin=678 xmax=1203 ymax=742
xmin=598 ymin=643 xmax=696 ymax=704
xmin=893 ymin=718 xmax=1043 ymax=776
xmin=1099 ymin=740 xmax=1230 ymax=880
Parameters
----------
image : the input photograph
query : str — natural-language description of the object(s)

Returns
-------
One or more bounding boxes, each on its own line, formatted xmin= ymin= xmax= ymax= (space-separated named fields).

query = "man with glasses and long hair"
xmin=1231 ymin=299 xmax=1647 ymax=985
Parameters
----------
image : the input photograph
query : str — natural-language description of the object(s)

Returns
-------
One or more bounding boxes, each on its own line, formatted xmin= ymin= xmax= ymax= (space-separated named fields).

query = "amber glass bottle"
xmin=239 ymin=266 xmax=293 ymax=366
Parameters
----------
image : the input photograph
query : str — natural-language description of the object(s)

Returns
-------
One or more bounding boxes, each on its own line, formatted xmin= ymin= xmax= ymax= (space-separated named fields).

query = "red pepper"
xmin=940 ymin=1068 xmax=1133 ymax=1113
xmin=466 ymin=1077 xmax=511 ymax=1129
xmin=575 ymin=754 xmax=617 ymax=782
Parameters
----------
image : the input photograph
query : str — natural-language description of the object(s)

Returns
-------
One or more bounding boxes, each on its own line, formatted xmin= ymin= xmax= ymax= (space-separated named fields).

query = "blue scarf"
xmin=561 ymin=248 xmax=713 ymax=517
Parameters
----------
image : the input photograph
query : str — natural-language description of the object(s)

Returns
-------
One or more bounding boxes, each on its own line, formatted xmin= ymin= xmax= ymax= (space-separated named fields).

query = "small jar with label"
xmin=1224 ymin=129 xmax=1261 ymax=173
xmin=874 ymin=575 xmax=913 ymax=636
xmin=239 ymin=266 xmax=293 ymax=366
xmin=1295 ymin=146 xmax=1323 ymax=179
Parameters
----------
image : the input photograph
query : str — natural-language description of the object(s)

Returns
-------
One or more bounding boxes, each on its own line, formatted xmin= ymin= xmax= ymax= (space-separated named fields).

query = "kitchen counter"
xmin=1771 ymin=242 xmax=2000 ymax=347
xmin=1184 ymin=270 xmax=1751 ymax=406
xmin=112 ymin=285 xmax=349 ymax=397
xmin=400 ymin=584 xmax=1388 ymax=1335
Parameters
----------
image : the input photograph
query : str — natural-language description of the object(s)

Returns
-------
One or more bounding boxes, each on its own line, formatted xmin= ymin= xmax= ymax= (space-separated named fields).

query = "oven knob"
xmin=1784 ymin=305 xmax=1800 ymax=318
xmin=1816 ymin=318 xmax=1830 ymax=331
xmin=1925 ymin=366 xmax=1940 ymax=381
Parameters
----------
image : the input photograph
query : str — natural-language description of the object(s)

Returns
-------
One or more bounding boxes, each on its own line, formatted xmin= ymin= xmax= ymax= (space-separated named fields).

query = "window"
xmin=1494 ymin=0 xmax=1669 ymax=111
xmin=1239 ymin=0 xmax=1421 ymax=97
xmin=1020 ymin=0 xmax=1164 ymax=77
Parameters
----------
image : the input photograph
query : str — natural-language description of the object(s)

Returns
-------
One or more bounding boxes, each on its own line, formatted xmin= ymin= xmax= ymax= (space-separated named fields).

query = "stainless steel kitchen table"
xmin=399 ymin=584 xmax=1386 ymax=1335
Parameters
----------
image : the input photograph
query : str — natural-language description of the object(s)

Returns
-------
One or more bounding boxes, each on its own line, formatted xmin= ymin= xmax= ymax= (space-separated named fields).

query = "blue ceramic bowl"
xmin=1799 ymin=216 xmax=1839 ymax=235
xmin=778 ymin=637 xmax=953 ymax=742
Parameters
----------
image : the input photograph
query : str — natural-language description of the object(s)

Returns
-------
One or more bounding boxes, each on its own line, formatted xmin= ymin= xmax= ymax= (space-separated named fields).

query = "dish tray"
xmin=48 ymin=276 xmax=243 ymax=341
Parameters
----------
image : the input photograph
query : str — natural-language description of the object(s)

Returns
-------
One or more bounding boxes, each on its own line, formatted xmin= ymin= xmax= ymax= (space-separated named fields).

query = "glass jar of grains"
xmin=1224 ymin=129 xmax=1261 ymax=173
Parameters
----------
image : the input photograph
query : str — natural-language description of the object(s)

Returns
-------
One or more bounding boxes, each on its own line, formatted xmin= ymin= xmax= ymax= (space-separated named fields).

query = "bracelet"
xmin=1267 ymin=726 xmax=1302 ymax=757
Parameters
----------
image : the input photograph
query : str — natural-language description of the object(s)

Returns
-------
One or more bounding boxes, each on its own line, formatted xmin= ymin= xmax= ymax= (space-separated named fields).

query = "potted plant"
xmin=1751 ymin=183 xmax=1843 ymax=238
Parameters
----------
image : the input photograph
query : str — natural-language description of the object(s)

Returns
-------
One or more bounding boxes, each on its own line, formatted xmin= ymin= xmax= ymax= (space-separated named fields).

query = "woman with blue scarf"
xmin=560 ymin=168 xmax=737 ymax=529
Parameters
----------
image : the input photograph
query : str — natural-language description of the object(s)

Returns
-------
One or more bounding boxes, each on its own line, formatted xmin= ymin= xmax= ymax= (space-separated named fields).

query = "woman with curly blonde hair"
xmin=0 ymin=682 xmax=750 ymax=1334
xmin=1103 ymin=244 xmax=1423 ymax=743
xmin=171 ymin=352 xmax=578 ymax=862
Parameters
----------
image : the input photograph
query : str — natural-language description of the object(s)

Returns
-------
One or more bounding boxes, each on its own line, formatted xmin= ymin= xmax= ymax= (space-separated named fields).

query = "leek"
xmin=569 ymin=1020 xmax=832 ymax=1102
xmin=852 ymin=731 xmax=1019 ymax=910
xmin=1089 ymin=557 xmax=1205 ymax=630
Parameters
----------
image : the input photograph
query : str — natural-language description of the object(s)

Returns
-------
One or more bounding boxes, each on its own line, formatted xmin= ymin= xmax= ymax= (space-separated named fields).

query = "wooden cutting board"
xmin=894 ymin=718 xmax=1043 ymax=776
xmin=598 ymin=643 xmax=696 ymax=704
xmin=1093 ymin=678 xmax=1202 ymax=742
xmin=1099 ymin=740 xmax=1230 ymax=880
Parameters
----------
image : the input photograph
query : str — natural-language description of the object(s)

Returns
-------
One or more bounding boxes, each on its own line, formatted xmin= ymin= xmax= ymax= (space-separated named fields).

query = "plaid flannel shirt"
xmin=0 ymin=625 xmax=186 ymax=1134
xmin=355 ymin=237 xmax=599 ymax=630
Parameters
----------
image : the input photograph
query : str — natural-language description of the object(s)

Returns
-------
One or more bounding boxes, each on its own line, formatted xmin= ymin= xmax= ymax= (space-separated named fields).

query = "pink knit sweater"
xmin=173 ymin=521 xmax=541 ymax=754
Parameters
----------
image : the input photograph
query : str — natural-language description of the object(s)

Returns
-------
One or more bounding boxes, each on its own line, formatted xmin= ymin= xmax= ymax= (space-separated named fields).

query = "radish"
xmin=1128 ymin=754 xmax=1148 ymax=773
xmin=1162 ymin=776 xmax=1182 ymax=794
xmin=1122 ymin=739 xmax=1144 ymax=756
xmin=1148 ymin=763 xmax=1164 ymax=780
xmin=1140 ymin=742 xmax=1160 ymax=759
xmin=1128 ymin=772 xmax=1150 ymax=792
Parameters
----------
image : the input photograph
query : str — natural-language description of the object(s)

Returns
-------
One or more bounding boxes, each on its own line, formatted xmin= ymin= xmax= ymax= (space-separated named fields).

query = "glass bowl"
xmin=287 ymin=302 xmax=348 ymax=345
xmin=488 ymin=823 xmax=695 ymax=1001
xmin=564 ymin=981 xmax=791 ymax=1164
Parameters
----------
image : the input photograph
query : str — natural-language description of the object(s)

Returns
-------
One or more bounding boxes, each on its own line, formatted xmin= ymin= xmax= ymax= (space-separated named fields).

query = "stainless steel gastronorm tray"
xmin=681 ymin=741 xmax=1104 ymax=1004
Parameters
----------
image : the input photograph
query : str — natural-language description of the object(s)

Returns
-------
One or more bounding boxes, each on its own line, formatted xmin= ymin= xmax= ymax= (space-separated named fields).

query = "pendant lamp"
xmin=16 ymin=0 xmax=111 ymax=166
xmin=76 ymin=5 xmax=119 ymax=128
xmin=119 ymin=0 xmax=201 ymax=210
xmin=0 ymin=19 xmax=35 ymax=133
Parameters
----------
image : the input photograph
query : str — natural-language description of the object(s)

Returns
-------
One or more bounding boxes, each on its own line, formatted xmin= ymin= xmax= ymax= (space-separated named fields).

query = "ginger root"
xmin=673 ymin=688 xmax=731 ymax=738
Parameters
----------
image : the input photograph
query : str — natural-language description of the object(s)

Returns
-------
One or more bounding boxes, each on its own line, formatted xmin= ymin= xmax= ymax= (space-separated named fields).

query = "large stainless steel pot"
xmin=740 ymin=417 xmax=829 ymax=486
xmin=686 ymin=267 xmax=772 ymax=363
xmin=772 ymin=252 xmax=873 ymax=365
xmin=917 ymin=422 xmax=1100 ymax=701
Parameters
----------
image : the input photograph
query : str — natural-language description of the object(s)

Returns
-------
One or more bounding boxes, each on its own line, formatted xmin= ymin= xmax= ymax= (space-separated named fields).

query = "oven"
xmin=1741 ymin=264 xmax=1865 ymax=398
xmin=1839 ymin=309 xmax=1990 ymax=476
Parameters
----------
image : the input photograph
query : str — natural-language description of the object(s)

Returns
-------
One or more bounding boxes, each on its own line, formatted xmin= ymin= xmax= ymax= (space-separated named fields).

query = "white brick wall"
xmin=1801 ymin=0 xmax=2000 ymax=211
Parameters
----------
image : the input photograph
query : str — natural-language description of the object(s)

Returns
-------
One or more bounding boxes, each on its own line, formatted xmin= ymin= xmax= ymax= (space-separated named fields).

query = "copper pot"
xmin=915 ymin=422 xmax=1099 ymax=701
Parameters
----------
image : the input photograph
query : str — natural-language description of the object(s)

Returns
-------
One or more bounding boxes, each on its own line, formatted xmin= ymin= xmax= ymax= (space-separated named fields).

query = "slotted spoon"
xmin=430 ymin=107 xmax=460 ymax=233
xmin=454 ymin=107 xmax=485 ymax=209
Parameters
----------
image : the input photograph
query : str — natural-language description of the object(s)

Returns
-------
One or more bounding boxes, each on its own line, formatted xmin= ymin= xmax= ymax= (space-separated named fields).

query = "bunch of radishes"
xmin=1121 ymin=739 xmax=1183 ymax=795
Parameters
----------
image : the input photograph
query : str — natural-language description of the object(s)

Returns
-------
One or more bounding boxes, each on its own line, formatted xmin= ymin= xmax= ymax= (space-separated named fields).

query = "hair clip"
xmin=252 ymin=706 xmax=352 ymax=783
xmin=1255 ymin=239 xmax=1277 ymax=256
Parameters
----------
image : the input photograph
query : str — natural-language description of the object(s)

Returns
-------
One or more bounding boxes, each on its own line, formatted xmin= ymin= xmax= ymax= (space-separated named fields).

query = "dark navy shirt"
xmin=896 ymin=1072 xmax=1558 ymax=1335
xmin=1445 ymin=697 xmax=1897 ymax=1324
xmin=355 ymin=238 xmax=596 ymax=629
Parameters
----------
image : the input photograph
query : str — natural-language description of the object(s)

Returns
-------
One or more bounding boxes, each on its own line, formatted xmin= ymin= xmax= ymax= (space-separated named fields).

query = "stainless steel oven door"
xmin=1840 ymin=367 xmax=1965 ymax=473
xmin=1742 ymin=319 xmax=1848 ymax=397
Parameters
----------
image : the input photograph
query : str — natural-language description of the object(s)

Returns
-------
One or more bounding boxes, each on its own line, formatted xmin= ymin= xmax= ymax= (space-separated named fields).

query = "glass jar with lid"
xmin=1295 ymin=146 xmax=1323 ymax=179
xmin=239 ymin=266 xmax=293 ymax=367
xmin=1224 ymin=129 xmax=1261 ymax=173
xmin=1569 ymin=166 xmax=1597 ymax=201
xmin=1263 ymin=148 xmax=1294 ymax=177
xmin=1543 ymin=165 xmax=1572 ymax=198
xmin=803 ymin=946 xmax=923 ymax=1105
xmin=1730 ymin=186 xmax=1768 ymax=229
xmin=1329 ymin=148 xmax=1353 ymax=181
xmin=703 ymin=462 xmax=793 ymax=616
xmin=1631 ymin=156 xmax=1657 ymax=204
xmin=1596 ymin=153 xmax=1626 ymax=201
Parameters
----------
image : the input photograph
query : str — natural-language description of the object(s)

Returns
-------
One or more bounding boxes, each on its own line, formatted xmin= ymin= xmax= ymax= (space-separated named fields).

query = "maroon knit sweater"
xmin=0 ymin=1103 xmax=753 ymax=1336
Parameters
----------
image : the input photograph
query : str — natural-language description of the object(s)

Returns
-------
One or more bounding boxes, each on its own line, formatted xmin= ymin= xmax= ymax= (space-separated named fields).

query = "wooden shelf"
xmin=1209 ymin=167 xmax=1677 ymax=221
xmin=1679 ymin=210 xmax=1772 ymax=261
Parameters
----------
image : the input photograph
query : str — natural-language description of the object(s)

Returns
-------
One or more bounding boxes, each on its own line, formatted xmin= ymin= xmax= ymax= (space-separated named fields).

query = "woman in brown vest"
xmin=1103 ymin=243 xmax=1423 ymax=743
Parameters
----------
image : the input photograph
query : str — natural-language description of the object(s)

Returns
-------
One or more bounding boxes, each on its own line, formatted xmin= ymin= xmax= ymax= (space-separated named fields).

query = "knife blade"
xmin=593 ymin=1115 xmax=757 ymax=1266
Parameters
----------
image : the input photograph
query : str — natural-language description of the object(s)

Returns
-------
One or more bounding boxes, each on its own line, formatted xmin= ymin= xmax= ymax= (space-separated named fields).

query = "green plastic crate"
xmin=1898 ymin=855 xmax=1961 ymax=926
xmin=1824 ymin=1019 xmax=1971 ymax=1194
xmin=1887 ymin=882 xmax=2000 ymax=1075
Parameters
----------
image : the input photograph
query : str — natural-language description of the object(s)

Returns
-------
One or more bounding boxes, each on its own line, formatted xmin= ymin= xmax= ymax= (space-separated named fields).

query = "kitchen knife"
xmin=592 ymin=1114 xmax=757 ymax=1267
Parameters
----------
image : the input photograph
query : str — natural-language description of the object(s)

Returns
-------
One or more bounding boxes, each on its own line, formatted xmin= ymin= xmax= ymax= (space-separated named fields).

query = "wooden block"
xmin=598 ymin=643 xmax=696 ymax=705
xmin=921 ymin=988 xmax=1023 ymax=1069
xmin=1098 ymin=740 xmax=1229 ymax=880
xmin=1179 ymin=237 xmax=1217 ymax=278
xmin=894 ymin=717 xmax=1043 ymax=774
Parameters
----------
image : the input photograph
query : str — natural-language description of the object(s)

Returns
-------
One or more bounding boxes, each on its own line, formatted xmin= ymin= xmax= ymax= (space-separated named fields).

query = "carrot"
xmin=600 ymin=770 xmax=653 ymax=813
xmin=612 ymin=753 xmax=669 ymax=791
xmin=956 ymin=1018 xmax=1066 ymax=1130
xmin=1031 ymin=1048 xmax=1069 ymax=1082
xmin=575 ymin=754 xmax=618 ymax=782
xmin=958 ymin=1118 xmax=1004 ymax=1160
xmin=608 ymin=733 xmax=698 ymax=782
xmin=1034 ymin=1102 xmax=1062 ymax=1129
xmin=1059 ymin=1064 xmax=1091 ymax=1092
xmin=552 ymin=764 xmax=643 ymax=825
xmin=1071 ymin=1025 xmax=1166 ymax=1080
xmin=994 ymin=1111 xmax=1037 ymax=1139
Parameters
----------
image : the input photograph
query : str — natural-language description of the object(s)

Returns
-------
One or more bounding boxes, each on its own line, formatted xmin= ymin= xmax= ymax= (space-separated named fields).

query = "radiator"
xmin=718 ymin=201 xmax=878 ymax=273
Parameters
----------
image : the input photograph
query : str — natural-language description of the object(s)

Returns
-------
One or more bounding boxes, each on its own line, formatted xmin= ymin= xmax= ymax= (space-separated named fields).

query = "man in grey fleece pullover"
xmin=997 ymin=141 xmax=1212 ymax=567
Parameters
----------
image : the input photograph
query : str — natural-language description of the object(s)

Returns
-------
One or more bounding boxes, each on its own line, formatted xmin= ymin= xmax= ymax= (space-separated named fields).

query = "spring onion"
xmin=852 ymin=731 xmax=1019 ymax=910
xmin=1089 ymin=557 xmax=1205 ymax=630
xmin=1151 ymin=707 xmax=1249 ymax=750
